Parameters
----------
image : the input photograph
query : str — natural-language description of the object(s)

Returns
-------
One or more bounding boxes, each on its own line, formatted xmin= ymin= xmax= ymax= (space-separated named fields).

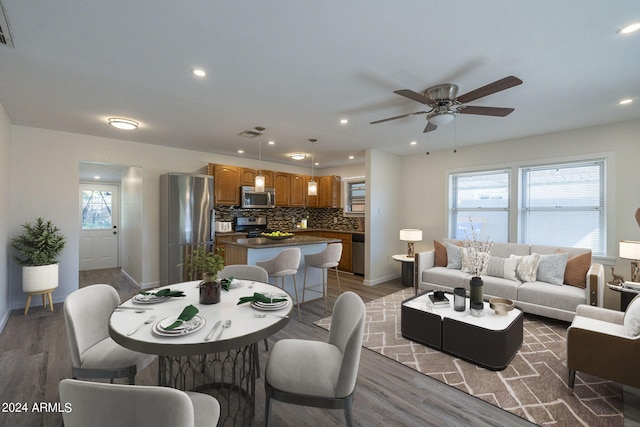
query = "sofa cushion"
xmin=564 ymin=252 xmax=591 ymax=289
xmin=434 ymin=240 xmax=447 ymax=267
xmin=445 ymin=243 xmax=462 ymax=269
xmin=474 ymin=275 xmax=520 ymax=300
xmin=422 ymin=267 xmax=468 ymax=289
xmin=623 ymin=294 xmax=640 ymax=337
xmin=510 ymin=254 xmax=541 ymax=282
xmin=485 ymin=256 xmax=519 ymax=281
xmin=518 ymin=281 xmax=585 ymax=312
xmin=535 ymin=252 xmax=569 ymax=285
xmin=489 ymin=242 xmax=530 ymax=258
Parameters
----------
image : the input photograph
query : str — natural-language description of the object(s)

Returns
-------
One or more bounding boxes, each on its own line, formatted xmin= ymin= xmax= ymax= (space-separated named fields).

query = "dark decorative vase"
xmin=470 ymin=276 xmax=484 ymax=307
xmin=199 ymin=273 xmax=221 ymax=304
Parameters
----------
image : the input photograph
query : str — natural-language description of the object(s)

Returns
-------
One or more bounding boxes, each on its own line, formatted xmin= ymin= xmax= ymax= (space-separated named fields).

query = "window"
xmin=520 ymin=160 xmax=605 ymax=255
xmin=81 ymin=189 xmax=113 ymax=229
xmin=449 ymin=169 xmax=510 ymax=242
xmin=346 ymin=180 xmax=365 ymax=214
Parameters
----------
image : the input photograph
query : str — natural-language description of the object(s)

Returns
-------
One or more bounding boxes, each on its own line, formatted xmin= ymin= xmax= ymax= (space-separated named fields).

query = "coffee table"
xmin=401 ymin=291 xmax=523 ymax=370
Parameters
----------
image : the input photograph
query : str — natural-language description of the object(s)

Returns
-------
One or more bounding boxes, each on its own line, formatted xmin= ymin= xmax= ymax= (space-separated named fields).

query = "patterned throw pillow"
xmin=486 ymin=256 xmax=519 ymax=281
xmin=535 ymin=252 xmax=569 ymax=285
xmin=445 ymin=242 xmax=462 ymax=269
xmin=510 ymin=254 xmax=540 ymax=282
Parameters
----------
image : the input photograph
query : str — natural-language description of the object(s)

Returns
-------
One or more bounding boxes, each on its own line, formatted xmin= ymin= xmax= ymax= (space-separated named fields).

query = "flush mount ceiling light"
xmin=618 ymin=22 xmax=640 ymax=34
xmin=108 ymin=118 xmax=138 ymax=130
xmin=289 ymin=153 xmax=307 ymax=160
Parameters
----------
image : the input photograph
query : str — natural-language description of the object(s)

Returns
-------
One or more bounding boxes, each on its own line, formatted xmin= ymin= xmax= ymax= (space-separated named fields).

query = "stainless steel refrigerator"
xmin=160 ymin=173 xmax=214 ymax=286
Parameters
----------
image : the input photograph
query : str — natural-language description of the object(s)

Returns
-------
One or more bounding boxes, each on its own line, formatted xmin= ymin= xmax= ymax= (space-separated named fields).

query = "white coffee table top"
xmin=403 ymin=292 xmax=522 ymax=331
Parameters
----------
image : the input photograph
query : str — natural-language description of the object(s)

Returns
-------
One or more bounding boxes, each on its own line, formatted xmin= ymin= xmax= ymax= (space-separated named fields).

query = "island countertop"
xmin=221 ymin=234 xmax=340 ymax=249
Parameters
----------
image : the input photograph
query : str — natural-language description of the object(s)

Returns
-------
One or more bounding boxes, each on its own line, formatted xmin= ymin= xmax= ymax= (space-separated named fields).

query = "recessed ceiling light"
xmin=340 ymin=119 xmax=349 ymax=124
xmin=348 ymin=155 xmax=355 ymax=160
xmin=93 ymin=176 xmax=101 ymax=180
xmin=410 ymin=141 xmax=417 ymax=145
xmin=618 ymin=22 xmax=640 ymax=34
xmin=192 ymin=68 xmax=207 ymax=77
xmin=314 ymin=162 xmax=319 ymax=166
xmin=108 ymin=118 xmax=138 ymax=130
xmin=268 ymin=140 xmax=275 ymax=145
xmin=289 ymin=153 xmax=307 ymax=160
xmin=238 ymin=149 xmax=244 ymax=154
xmin=618 ymin=98 xmax=634 ymax=105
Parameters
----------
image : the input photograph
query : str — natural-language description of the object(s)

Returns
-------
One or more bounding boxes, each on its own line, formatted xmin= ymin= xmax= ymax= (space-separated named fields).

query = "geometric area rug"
xmin=315 ymin=288 xmax=623 ymax=426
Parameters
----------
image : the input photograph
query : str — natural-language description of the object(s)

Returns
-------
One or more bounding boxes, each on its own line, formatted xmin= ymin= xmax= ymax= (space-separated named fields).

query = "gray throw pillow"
xmin=486 ymin=256 xmax=519 ymax=281
xmin=535 ymin=252 xmax=569 ymax=285
xmin=445 ymin=242 xmax=462 ymax=269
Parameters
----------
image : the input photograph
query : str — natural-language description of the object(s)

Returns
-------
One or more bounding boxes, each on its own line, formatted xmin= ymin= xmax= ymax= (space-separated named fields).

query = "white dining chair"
xmin=303 ymin=243 xmax=343 ymax=313
xmin=59 ymin=379 xmax=220 ymax=427
xmin=264 ymin=291 xmax=366 ymax=427
xmin=256 ymin=248 xmax=302 ymax=321
xmin=63 ymin=284 xmax=155 ymax=384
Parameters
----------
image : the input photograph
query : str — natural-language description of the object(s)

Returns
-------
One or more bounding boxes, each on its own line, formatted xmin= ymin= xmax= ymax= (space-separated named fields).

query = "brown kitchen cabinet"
xmin=273 ymin=172 xmax=290 ymax=206
xmin=240 ymin=168 xmax=274 ymax=187
xmin=211 ymin=164 xmax=240 ymax=206
xmin=318 ymin=175 xmax=341 ymax=208
xmin=289 ymin=173 xmax=307 ymax=207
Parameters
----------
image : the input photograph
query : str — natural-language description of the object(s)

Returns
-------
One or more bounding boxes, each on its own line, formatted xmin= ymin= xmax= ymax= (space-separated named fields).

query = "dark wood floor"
xmin=4 ymin=268 xmax=612 ymax=427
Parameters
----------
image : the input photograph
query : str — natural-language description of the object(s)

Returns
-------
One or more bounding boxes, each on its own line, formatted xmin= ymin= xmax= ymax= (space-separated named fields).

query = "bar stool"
xmin=303 ymin=243 xmax=342 ymax=314
xmin=256 ymin=248 xmax=302 ymax=321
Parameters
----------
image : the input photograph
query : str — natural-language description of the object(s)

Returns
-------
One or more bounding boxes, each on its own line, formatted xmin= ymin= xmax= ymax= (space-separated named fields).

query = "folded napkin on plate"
xmin=237 ymin=292 xmax=287 ymax=305
xmin=163 ymin=304 xmax=199 ymax=330
xmin=140 ymin=288 xmax=185 ymax=298
xmin=220 ymin=277 xmax=234 ymax=292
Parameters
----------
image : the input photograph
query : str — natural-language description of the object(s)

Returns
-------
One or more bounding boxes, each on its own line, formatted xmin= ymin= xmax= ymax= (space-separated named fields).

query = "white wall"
xmin=8 ymin=126 xmax=314 ymax=309
xmin=401 ymin=119 xmax=640 ymax=308
xmin=0 ymin=102 xmax=11 ymax=329
xmin=120 ymin=166 xmax=143 ymax=285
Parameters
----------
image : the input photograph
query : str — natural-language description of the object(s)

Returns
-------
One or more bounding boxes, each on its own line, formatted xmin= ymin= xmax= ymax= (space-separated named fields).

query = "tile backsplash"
xmin=215 ymin=207 xmax=364 ymax=231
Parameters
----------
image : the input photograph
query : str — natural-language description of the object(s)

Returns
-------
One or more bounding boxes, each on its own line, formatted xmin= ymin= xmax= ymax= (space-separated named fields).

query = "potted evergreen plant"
xmin=10 ymin=217 xmax=66 ymax=314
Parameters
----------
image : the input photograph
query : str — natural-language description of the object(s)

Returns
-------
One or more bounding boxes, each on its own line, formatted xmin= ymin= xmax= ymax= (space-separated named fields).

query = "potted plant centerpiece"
xmin=10 ymin=217 xmax=66 ymax=314
xmin=182 ymin=247 xmax=225 ymax=304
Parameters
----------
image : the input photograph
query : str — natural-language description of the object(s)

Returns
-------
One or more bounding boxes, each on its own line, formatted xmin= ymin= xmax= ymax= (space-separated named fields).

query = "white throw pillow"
xmin=510 ymin=254 xmax=540 ymax=282
xmin=624 ymin=294 xmax=640 ymax=337
xmin=535 ymin=252 xmax=569 ymax=285
xmin=486 ymin=256 xmax=519 ymax=281
xmin=445 ymin=242 xmax=462 ymax=269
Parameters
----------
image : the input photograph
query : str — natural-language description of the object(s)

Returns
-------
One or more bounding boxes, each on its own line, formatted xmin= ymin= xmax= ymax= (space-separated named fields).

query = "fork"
xmin=127 ymin=315 xmax=156 ymax=336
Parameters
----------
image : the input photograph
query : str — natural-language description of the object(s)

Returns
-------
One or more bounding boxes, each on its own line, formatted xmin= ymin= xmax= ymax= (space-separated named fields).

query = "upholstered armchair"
xmin=567 ymin=303 xmax=640 ymax=389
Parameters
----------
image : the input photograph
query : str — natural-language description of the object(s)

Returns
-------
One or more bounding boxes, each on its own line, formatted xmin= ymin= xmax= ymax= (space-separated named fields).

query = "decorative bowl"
xmin=489 ymin=297 xmax=514 ymax=315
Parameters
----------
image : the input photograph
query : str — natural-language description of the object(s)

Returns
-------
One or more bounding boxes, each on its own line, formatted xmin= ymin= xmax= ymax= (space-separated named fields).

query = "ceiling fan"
xmin=370 ymin=76 xmax=523 ymax=133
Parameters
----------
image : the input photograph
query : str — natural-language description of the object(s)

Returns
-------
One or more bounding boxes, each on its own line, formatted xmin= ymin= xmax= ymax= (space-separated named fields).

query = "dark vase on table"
xmin=470 ymin=276 xmax=484 ymax=306
xmin=199 ymin=273 xmax=221 ymax=304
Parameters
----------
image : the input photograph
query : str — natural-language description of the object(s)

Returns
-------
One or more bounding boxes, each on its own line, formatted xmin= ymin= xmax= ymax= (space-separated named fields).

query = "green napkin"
xmin=220 ymin=277 xmax=234 ymax=292
xmin=237 ymin=292 xmax=287 ymax=305
xmin=163 ymin=304 xmax=199 ymax=330
xmin=140 ymin=288 xmax=186 ymax=298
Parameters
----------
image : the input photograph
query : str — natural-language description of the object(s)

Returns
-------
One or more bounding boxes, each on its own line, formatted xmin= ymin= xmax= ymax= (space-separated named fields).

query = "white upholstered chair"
xmin=264 ymin=291 xmax=366 ymax=427
xmin=63 ymin=284 xmax=155 ymax=384
xmin=303 ymin=243 xmax=343 ymax=313
xmin=59 ymin=379 xmax=220 ymax=427
xmin=256 ymin=248 xmax=302 ymax=320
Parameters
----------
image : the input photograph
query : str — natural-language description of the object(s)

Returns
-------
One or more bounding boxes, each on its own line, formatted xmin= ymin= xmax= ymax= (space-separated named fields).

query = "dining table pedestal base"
xmin=158 ymin=344 xmax=256 ymax=426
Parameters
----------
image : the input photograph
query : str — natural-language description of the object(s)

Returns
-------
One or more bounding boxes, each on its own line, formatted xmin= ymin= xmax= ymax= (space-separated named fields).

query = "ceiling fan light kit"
xmin=371 ymin=76 xmax=523 ymax=133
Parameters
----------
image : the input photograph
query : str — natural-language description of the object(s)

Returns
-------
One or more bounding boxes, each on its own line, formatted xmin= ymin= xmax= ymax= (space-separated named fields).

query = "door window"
xmin=81 ymin=190 xmax=113 ymax=230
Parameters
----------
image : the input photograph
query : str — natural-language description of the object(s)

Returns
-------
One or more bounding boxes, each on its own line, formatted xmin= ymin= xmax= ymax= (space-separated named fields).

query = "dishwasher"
xmin=352 ymin=233 xmax=365 ymax=275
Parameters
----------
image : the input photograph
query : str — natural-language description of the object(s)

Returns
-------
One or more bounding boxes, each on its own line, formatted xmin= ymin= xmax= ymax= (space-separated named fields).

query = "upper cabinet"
xmin=209 ymin=163 xmax=340 ymax=208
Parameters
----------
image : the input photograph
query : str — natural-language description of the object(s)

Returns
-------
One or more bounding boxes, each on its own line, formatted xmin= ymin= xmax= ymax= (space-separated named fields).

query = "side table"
xmin=608 ymin=282 xmax=640 ymax=311
xmin=392 ymin=254 xmax=415 ymax=290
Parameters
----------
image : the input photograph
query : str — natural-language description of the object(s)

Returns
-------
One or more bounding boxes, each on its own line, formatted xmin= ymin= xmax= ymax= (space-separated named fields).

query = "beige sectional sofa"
xmin=415 ymin=238 xmax=604 ymax=322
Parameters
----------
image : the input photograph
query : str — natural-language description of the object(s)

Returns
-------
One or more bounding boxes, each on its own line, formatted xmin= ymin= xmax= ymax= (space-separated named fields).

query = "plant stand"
xmin=24 ymin=288 xmax=55 ymax=315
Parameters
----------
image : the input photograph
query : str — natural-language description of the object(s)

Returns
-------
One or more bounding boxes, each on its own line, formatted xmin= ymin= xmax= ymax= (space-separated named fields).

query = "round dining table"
xmin=109 ymin=279 xmax=292 ymax=426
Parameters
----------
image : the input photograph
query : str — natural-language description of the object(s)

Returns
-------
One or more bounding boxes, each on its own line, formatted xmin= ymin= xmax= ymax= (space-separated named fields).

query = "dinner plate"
xmin=133 ymin=294 xmax=169 ymax=304
xmin=228 ymin=279 xmax=243 ymax=289
xmin=152 ymin=315 xmax=206 ymax=336
xmin=251 ymin=300 xmax=289 ymax=311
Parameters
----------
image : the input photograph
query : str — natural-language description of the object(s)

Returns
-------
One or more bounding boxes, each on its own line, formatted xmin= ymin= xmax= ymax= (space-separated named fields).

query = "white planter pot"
xmin=22 ymin=263 xmax=59 ymax=293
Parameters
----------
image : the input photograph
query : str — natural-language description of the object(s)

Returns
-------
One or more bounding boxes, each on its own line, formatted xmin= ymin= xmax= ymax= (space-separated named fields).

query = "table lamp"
xmin=619 ymin=240 xmax=640 ymax=282
xmin=400 ymin=229 xmax=422 ymax=258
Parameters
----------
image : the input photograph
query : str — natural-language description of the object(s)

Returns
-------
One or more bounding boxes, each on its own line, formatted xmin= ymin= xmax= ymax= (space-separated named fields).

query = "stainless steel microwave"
xmin=240 ymin=186 xmax=276 ymax=208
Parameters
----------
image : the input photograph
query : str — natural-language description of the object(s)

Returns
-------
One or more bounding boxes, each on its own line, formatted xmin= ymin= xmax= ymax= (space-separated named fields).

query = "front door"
xmin=79 ymin=184 xmax=119 ymax=270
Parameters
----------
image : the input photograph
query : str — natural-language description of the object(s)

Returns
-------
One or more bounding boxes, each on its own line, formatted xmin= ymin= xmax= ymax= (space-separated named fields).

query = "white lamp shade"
xmin=400 ymin=229 xmax=422 ymax=242
xmin=620 ymin=240 xmax=640 ymax=260
xmin=254 ymin=174 xmax=265 ymax=193
xmin=308 ymin=179 xmax=318 ymax=196
xmin=427 ymin=112 xmax=455 ymax=126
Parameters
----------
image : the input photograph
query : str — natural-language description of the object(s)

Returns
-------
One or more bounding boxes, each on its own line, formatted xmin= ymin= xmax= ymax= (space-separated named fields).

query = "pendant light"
xmin=307 ymin=138 xmax=318 ymax=196
xmin=254 ymin=126 xmax=266 ymax=192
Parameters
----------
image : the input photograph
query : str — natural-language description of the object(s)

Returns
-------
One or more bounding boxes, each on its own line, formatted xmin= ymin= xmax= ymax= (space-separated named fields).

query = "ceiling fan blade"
xmin=423 ymin=122 xmax=438 ymax=133
xmin=459 ymin=106 xmax=515 ymax=117
xmin=394 ymin=89 xmax=436 ymax=105
xmin=456 ymin=76 xmax=523 ymax=104
xmin=370 ymin=111 xmax=427 ymax=124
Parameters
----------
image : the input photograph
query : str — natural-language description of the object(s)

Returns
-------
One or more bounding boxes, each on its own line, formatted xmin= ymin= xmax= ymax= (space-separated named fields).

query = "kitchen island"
xmin=221 ymin=235 xmax=340 ymax=303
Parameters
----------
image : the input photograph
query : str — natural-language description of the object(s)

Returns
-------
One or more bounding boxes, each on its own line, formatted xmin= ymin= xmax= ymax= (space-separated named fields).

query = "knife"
xmin=115 ymin=306 xmax=153 ymax=311
xmin=204 ymin=320 xmax=223 ymax=341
